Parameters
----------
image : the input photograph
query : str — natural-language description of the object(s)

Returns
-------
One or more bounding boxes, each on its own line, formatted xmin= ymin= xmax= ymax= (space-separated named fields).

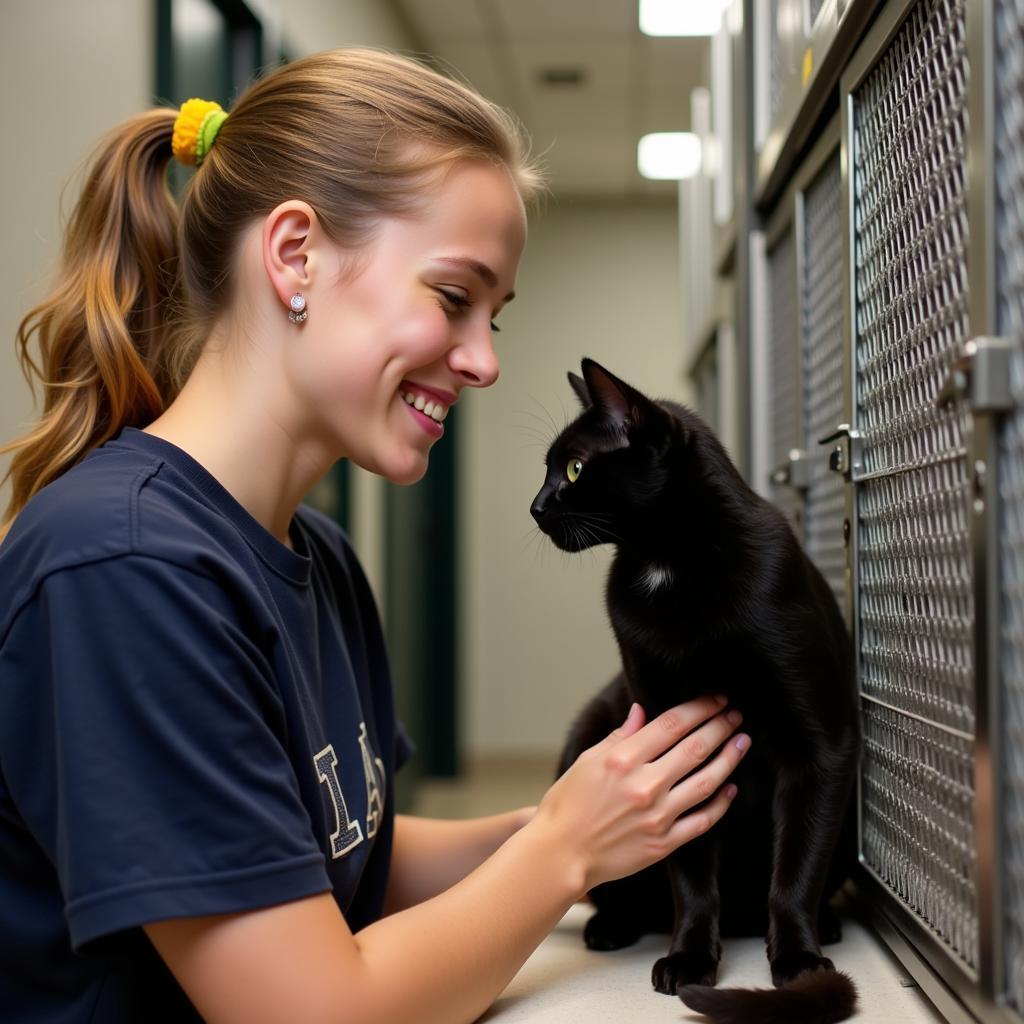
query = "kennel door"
xmin=844 ymin=0 xmax=978 ymax=974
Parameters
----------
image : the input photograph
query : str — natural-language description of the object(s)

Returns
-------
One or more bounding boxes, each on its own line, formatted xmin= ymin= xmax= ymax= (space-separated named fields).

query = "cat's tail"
xmin=678 ymin=969 xmax=857 ymax=1024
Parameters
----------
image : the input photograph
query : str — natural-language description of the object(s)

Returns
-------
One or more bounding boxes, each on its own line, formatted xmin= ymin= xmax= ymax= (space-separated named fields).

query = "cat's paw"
xmin=770 ymin=950 xmax=835 ymax=986
xmin=651 ymin=950 xmax=719 ymax=994
xmin=583 ymin=911 xmax=643 ymax=951
xmin=818 ymin=906 xmax=843 ymax=946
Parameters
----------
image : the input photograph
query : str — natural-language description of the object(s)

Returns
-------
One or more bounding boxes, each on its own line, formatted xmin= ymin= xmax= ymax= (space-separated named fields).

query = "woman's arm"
xmin=145 ymin=698 xmax=749 ymax=1024
xmin=384 ymin=808 xmax=536 ymax=914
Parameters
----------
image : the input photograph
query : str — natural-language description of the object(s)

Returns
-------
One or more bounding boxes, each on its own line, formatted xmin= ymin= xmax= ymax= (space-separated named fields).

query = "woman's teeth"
xmin=401 ymin=389 xmax=448 ymax=422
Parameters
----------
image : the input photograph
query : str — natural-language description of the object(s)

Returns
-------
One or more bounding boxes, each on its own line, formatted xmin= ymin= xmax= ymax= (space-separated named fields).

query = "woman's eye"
xmin=566 ymin=458 xmax=583 ymax=483
xmin=437 ymin=288 xmax=470 ymax=313
xmin=438 ymin=288 xmax=500 ymax=332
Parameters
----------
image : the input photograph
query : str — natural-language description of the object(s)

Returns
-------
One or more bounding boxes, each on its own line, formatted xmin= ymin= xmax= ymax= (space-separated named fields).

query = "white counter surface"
xmin=480 ymin=903 xmax=946 ymax=1023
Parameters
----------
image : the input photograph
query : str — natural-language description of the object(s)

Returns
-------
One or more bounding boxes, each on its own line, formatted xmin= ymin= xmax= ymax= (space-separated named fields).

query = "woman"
xmin=0 ymin=48 xmax=750 ymax=1023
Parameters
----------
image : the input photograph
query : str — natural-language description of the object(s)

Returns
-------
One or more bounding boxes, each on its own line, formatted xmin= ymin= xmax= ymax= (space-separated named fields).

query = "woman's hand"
xmin=533 ymin=696 xmax=749 ymax=893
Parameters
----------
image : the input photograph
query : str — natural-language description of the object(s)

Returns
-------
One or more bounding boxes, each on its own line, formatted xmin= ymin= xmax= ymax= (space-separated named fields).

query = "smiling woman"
xmin=0 ymin=45 xmax=747 ymax=1024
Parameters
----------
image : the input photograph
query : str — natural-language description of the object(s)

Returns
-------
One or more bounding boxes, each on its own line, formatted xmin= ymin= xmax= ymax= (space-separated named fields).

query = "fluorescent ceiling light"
xmin=639 ymin=0 xmax=731 ymax=36
xmin=638 ymin=133 xmax=702 ymax=179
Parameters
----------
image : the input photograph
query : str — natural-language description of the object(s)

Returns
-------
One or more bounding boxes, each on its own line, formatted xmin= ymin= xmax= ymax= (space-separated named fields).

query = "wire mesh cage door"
xmin=844 ymin=0 xmax=980 ymax=986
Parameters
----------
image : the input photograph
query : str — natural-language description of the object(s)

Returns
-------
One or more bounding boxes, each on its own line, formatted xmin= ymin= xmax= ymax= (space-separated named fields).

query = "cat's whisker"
xmin=512 ymin=421 xmax=555 ymax=442
xmin=570 ymin=514 xmax=622 ymax=546
xmin=524 ymin=393 xmax=562 ymax=440
xmin=556 ymin=393 xmax=572 ymax=431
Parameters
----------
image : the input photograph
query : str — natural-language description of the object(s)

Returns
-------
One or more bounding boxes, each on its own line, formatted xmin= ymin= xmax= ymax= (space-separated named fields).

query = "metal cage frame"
xmin=757 ymin=120 xmax=845 ymax=561
xmin=837 ymin=1 xmax=1021 ymax=1020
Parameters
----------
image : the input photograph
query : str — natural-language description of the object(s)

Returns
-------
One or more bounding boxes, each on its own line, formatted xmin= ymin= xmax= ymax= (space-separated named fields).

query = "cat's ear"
xmin=567 ymin=372 xmax=592 ymax=409
xmin=581 ymin=358 xmax=657 ymax=433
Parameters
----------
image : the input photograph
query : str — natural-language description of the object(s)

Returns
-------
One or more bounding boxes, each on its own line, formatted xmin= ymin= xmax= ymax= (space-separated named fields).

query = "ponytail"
xmin=1 ymin=109 xmax=184 ymax=537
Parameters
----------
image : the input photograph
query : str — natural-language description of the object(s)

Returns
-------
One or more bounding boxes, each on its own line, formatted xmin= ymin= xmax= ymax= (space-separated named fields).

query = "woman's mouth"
xmin=399 ymin=386 xmax=449 ymax=423
xmin=399 ymin=386 xmax=447 ymax=438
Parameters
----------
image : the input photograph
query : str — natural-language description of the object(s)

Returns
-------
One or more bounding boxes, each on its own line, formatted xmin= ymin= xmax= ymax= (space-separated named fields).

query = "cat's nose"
xmin=530 ymin=488 xmax=550 ymax=524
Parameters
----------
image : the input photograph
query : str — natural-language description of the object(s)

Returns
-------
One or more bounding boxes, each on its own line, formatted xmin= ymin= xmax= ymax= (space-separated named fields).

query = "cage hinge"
xmin=819 ymin=424 xmax=863 ymax=481
xmin=935 ymin=336 xmax=1014 ymax=413
xmin=769 ymin=448 xmax=811 ymax=491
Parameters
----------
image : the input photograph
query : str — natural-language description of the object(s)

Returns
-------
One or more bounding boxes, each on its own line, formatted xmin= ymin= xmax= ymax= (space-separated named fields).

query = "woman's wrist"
xmin=508 ymin=804 xmax=537 ymax=835
xmin=518 ymin=806 xmax=589 ymax=903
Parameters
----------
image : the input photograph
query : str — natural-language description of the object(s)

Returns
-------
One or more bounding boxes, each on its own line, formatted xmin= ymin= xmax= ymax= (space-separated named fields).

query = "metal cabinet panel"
xmin=767 ymin=227 xmax=803 ymax=530
xmin=1000 ymin=353 xmax=1024 ymax=1017
xmin=801 ymin=154 xmax=847 ymax=606
xmin=996 ymin=0 xmax=1024 ymax=1014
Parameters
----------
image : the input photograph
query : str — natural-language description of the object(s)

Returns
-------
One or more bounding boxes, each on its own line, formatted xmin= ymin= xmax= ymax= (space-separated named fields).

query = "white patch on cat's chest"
xmin=637 ymin=564 xmax=674 ymax=595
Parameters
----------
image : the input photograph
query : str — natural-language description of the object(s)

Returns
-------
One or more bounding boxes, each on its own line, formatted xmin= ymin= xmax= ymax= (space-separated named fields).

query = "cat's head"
xmin=529 ymin=358 xmax=679 ymax=552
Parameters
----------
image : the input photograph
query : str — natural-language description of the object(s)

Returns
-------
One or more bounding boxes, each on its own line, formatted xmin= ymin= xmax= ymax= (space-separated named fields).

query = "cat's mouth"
xmin=533 ymin=512 xmax=603 ymax=552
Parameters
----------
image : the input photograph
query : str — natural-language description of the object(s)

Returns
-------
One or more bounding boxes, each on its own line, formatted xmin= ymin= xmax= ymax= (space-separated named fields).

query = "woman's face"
xmin=287 ymin=160 xmax=528 ymax=485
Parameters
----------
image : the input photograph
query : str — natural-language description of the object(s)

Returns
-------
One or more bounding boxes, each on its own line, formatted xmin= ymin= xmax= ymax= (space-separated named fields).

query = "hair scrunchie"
xmin=172 ymin=98 xmax=229 ymax=167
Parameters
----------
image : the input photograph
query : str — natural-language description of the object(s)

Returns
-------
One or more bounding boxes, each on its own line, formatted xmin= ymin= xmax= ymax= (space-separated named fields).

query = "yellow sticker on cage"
xmin=802 ymin=47 xmax=814 ymax=88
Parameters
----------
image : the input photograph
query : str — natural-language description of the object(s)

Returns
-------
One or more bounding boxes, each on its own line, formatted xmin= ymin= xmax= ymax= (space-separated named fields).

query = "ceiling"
xmin=394 ymin=0 xmax=711 ymax=200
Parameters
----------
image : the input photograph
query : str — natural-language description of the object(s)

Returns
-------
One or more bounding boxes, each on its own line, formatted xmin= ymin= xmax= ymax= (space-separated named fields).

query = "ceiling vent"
xmin=538 ymin=67 xmax=587 ymax=87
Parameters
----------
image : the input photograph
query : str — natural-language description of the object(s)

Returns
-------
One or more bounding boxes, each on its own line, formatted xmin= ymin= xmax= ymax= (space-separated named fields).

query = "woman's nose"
xmin=448 ymin=324 xmax=500 ymax=388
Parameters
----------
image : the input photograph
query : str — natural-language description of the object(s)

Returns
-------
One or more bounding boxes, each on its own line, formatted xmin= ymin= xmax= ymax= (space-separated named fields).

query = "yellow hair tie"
xmin=172 ymin=98 xmax=228 ymax=167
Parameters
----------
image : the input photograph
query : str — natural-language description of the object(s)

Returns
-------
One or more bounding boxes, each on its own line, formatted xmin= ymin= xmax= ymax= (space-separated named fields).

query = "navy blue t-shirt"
xmin=0 ymin=427 xmax=413 ymax=1022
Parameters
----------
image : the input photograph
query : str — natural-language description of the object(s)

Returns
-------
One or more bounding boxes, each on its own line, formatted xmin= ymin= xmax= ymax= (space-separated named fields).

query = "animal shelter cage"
xmin=683 ymin=0 xmax=1024 ymax=1019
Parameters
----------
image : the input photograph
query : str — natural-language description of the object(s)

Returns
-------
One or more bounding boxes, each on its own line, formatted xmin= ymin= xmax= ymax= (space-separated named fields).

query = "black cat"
xmin=530 ymin=359 xmax=860 ymax=1024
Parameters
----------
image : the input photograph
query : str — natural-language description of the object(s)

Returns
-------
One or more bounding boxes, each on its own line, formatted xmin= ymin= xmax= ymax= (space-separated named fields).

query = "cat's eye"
xmin=566 ymin=458 xmax=583 ymax=483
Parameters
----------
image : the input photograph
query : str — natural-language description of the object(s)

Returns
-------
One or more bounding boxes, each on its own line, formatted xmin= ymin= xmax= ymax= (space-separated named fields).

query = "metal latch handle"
xmin=819 ymin=423 xmax=863 ymax=481
xmin=769 ymin=448 xmax=810 ymax=491
xmin=935 ymin=337 xmax=1014 ymax=413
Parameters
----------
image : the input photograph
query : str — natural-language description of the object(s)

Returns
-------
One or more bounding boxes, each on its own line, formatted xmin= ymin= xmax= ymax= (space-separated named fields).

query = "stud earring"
xmin=288 ymin=292 xmax=308 ymax=323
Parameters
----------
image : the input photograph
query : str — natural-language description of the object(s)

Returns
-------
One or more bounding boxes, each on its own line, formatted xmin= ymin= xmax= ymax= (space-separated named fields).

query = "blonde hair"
xmin=1 ymin=48 xmax=542 ymax=537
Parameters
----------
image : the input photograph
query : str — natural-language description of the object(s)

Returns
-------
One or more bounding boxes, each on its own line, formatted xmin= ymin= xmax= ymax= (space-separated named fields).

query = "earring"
xmin=288 ymin=292 xmax=308 ymax=323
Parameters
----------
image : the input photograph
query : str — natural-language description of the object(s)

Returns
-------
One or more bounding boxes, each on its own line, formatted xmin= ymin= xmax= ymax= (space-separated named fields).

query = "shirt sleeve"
xmin=0 ymin=555 xmax=331 ymax=952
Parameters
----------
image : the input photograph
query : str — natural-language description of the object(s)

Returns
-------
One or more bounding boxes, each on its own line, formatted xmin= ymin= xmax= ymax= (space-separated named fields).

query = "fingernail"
xmin=714 ymin=694 xmax=728 ymax=706
xmin=624 ymin=702 xmax=639 ymax=724
xmin=725 ymin=784 xmax=738 ymax=799
xmin=735 ymin=734 xmax=751 ymax=752
xmin=727 ymin=710 xmax=742 ymax=725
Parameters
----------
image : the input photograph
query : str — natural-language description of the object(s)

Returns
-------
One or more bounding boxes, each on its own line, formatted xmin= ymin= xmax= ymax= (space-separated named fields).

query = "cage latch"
xmin=769 ymin=448 xmax=810 ymax=491
xmin=818 ymin=424 xmax=863 ymax=481
xmin=935 ymin=336 xmax=1014 ymax=413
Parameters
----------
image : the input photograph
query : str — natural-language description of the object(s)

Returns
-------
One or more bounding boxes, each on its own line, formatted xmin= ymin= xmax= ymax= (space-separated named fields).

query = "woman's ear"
xmin=262 ymin=200 xmax=320 ymax=311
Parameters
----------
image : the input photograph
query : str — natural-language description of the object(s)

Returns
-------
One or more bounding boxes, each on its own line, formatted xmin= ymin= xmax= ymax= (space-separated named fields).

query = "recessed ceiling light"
xmin=639 ymin=0 xmax=731 ymax=36
xmin=637 ymin=133 xmax=702 ymax=179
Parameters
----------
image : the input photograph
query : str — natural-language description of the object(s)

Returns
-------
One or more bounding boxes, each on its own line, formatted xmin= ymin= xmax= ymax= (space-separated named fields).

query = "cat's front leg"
xmin=766 ymin=738 xmax=858 ymax=985
xmin=584 ymin=864 xmax=673 ymax=950
xmin=651 ymin=835 xmax=721 ymax=994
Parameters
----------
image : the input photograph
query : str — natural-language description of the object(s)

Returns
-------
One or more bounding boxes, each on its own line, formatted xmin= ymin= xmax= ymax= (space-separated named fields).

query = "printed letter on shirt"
xmin=358 ymin=723 xmax=386 ymax=838
xmin=313 ymin=744 xmax=364 ymax=859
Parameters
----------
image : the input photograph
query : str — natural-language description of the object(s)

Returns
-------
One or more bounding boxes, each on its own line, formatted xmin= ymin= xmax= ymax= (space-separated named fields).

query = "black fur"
xmin=532 ymin=359 xmax=860 ymax=1023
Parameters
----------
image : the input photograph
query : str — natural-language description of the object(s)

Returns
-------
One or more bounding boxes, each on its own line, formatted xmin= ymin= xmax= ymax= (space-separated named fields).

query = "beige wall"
xmin=271 ymin=0 xmax=413 ymax=55
xmin=0 ymin=0 xmax=154 ymax=510
xmin=459 ymin=200 xmax=688 ymax=757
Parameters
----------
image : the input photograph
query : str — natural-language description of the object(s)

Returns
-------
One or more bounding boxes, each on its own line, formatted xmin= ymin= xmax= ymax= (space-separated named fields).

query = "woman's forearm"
xmin=356 ymin=815 xmax=582 ymax=1024
xmin=384 ymin=809 xmax=535 ymax=913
